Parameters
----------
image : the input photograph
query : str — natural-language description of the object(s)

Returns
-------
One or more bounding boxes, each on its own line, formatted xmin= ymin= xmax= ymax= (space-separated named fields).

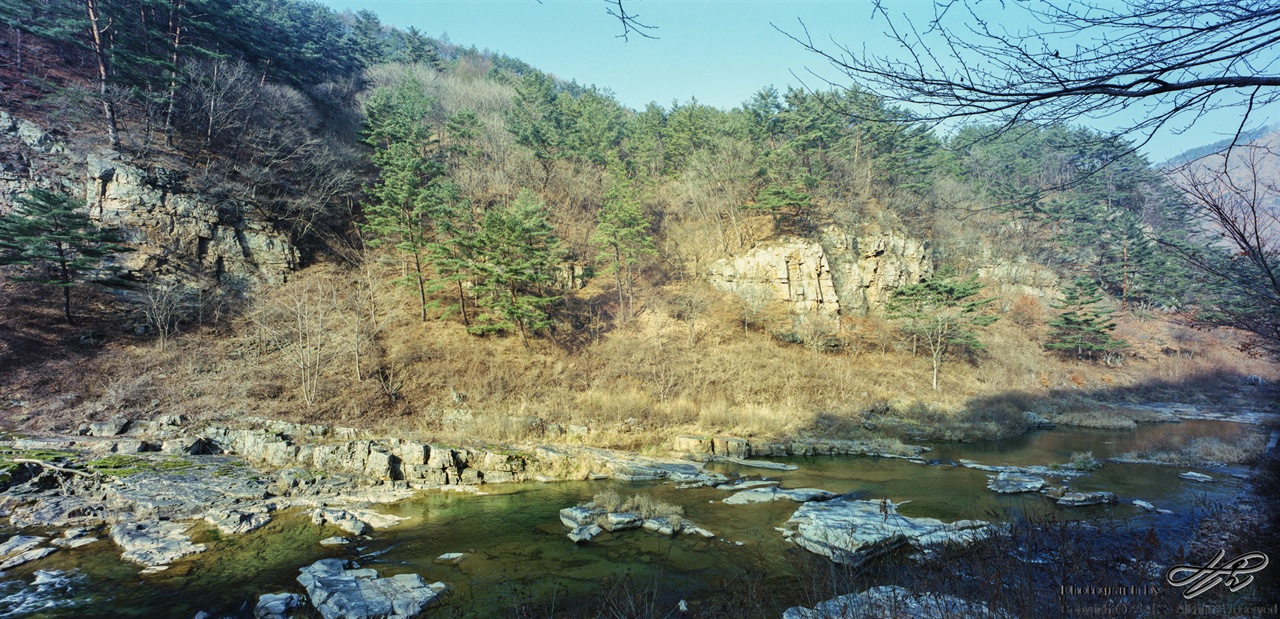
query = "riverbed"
xmin=0 ymin=420 xmax=1262 ymax=618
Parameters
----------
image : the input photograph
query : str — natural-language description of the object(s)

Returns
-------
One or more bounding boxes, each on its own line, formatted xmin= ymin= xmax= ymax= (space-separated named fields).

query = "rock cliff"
xmin=705 ymin=226 xmax=932 ymax=316
xmin=86 ymin=151 xmax=296 ymax=285
xmin=1 ymin=108 xmax=297 ymax=286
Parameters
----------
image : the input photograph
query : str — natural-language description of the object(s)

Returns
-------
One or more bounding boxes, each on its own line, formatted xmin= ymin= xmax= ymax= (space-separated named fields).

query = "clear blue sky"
xmin=319 ymin=0 xmax=1277 ymax=160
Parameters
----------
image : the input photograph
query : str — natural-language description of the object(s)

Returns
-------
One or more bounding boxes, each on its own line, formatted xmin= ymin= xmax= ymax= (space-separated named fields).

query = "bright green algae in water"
xmin=0 ymin=420 xmax=1258 ymax=617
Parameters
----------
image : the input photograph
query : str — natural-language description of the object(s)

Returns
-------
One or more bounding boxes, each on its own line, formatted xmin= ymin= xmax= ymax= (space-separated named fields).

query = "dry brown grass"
xmin=1119 ymin=425 xmax=1268 ymax=466
xmin=2 ymin=263 xmax=1275 ymax=451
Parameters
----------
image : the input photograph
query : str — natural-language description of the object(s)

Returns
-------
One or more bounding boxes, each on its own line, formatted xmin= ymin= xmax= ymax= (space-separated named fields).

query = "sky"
xmin=318 ymin=0 xmax=1278 ymax=161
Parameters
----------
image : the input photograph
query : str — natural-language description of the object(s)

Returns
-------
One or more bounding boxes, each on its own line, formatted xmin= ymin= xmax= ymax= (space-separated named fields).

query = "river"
xmin=0 ymin=420 xmax=1260 ymax=618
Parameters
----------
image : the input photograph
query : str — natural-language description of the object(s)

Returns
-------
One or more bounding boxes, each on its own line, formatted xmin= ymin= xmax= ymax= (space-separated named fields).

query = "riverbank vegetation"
xmin=0 ymin=0 xmax=1276 ymax=453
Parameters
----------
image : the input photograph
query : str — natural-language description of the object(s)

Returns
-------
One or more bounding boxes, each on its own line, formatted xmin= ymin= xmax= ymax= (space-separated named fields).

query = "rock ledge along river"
xmin=0 ymin=415 xmax=1271 ymax=617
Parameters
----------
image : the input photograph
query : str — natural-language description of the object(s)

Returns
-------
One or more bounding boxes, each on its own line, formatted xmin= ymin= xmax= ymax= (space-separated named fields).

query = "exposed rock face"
xmin=86 ymin=151 xmax=296 ymax=285
xmin=976 ymin=259 xmax=1061 ymax=299
xmin=296 ymin=558 xmax=447 ymax=619
xmin=783 ymin=585 xmax=1012 ymax=619
xmin=820 ymin=228 xmax=933 ymax=314
xmin=782 ymin=498 xmax=991 ymax=565
xmin=706 ymin=227 xmax=932 ymax=316
xmin=706 ymin=239 xmax=840 ymax=315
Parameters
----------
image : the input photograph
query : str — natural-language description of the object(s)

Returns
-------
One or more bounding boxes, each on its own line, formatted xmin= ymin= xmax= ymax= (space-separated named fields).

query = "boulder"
xmin=783 ymin=498 xmax=991 ymax=565
xmin=712 ymin=437 xmax=751 ymax=458
xmin=1132 ymin=500 xmax=1157 ymax=512
xmin=87 ymin=417 xmax=130 ymax=437
xmin=672 ymin=436 xmax=713 ymax=454
xmin=319 ymin=537 xmax=350 ymax=547
xmin=254 ymin=592 xmax=304 ymax=619
xmin=1056 ymin=491 xmax=1117 ymax=507
xmin=783 ymin=585 xmax=1012 ymax=619
xmin=559 ymin=506 xmax=603 ymax=529
xmin=986 ymin=472 xmax=1045 ymax=494
xmin=642 ymin=519 xmax=677 ymax=536
xmin=296 ymin=559 xmax=447 ymax=619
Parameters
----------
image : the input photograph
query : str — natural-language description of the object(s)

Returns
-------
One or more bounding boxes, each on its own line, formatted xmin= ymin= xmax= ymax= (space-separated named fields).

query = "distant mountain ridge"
xmin=1163 ymin=124 xmax=1277 ymax=167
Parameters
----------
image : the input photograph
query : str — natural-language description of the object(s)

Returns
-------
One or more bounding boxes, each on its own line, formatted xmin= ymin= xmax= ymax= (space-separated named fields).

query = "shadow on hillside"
xmin=0 ymin=279 xmax=129 ymax=396
xmin=798 ymin=368 xmax=1278 ymax=444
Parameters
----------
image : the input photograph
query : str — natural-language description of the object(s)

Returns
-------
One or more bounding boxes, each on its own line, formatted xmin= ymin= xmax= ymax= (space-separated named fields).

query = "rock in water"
xmin=568 ymin=524 xmax=604 ymax=544
xmin=986 ymin=472 xmax=1045 ymax=494
xmin=782 ymin=498 xmax=990 ymax=565
xmin=254 ymin=592 xmax=304 ymax=619
xmin=0 ymin=535 xmax=47 ymax=559
xmin=783 ymin=585 xmax=1012 ymax=619
xmin=109 ymin=521 xmax=206 ymax=569
xmin=1056 ymin=491 xmax=1118 ymax=507
xmin=296 ymin=558 xmax=447 ymax=619
xmin=1132 ymin=500 xmax=1157 ymax=512
xmin=723 ymin=487 xmax=834 ymax=505
xmin=0 ymin=547 xmax=56 ymax=571
xmin=1179 ymin=471 xmax=1214 ymax=483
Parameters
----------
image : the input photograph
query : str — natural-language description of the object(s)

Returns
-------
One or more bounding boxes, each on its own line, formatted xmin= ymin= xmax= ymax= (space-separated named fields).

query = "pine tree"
xmin=0 ymin=188 xmax=129 ymax=323
xmin=468 ymin=190 xmax=562 ymax=347
xmin=591 ymin=165 xmax=655 ymax=321
xmin=886 ymin=271 xmax=997 ymax=391
xmin=360 ymin=78 xmax=448 ymax=322
xmin=1044 ymin=277 xmax=1129 ymax=363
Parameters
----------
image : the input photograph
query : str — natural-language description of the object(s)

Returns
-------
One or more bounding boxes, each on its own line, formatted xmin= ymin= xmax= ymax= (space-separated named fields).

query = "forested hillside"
xmin=0 ymin=0 xmax=1273 ymax=448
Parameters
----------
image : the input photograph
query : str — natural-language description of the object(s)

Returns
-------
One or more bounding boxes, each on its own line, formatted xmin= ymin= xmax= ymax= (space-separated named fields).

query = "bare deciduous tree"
xmin=255 ymin=281 xmax=339 ymax=407
xmin=139 ymin=278 xmax=188 ymax=351
xmin=1166 ymin=146 xmax=1280 ymax=355
xmin=789 ymin=1 xmax=1280 ymax=150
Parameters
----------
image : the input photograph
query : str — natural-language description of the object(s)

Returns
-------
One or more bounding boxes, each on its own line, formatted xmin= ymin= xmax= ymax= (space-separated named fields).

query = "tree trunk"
xmin=457 ymin=280 xmax=469 ymax=326
xmin=86 ymin=0 xmax=121 ymax=148
xmin=412 ymin=251 xmax=427 ymax=321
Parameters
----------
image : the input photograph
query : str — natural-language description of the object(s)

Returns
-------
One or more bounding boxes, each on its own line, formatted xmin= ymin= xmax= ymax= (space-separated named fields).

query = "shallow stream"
xmin=0 ymin=420 xmax=1261 ymax=618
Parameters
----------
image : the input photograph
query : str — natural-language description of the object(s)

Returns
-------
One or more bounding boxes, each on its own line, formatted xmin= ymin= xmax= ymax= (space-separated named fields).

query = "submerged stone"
xmin=1179 ymin=471 xmax=1214 ymax=483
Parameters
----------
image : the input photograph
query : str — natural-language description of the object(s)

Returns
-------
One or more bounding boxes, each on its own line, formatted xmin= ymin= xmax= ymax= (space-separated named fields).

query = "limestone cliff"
xmin=86 ymin=152 xmax=296 ymax=285
xmin=705 ymin=226 xmax=933 ymax=316
xmin=0 ymin=108 xmax=297 ymax=286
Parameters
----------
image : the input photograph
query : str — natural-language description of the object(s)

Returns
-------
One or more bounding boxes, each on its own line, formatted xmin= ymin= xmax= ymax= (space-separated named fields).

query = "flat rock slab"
xmin=109 ymin=521 xmax=206 ymax=568
xmin=434 ymin=552 xmax=467 ymax=565
xmin=205 ymin=508 xmax=272 ymax=535
xmin=959 ymin=459 xmax=1089 ymax=478
xmin=717 ymin=457 xmax=799 ymax=471
xmin=297 ymin=558 xmax=447 ymax=619
xmin=0 ymin=535 xmax=47 ymax=559
xmin=1180 ymin=471 xmax=1214 ymax=483
xmin=783 ymin=498 xmax=991 ymax=566
xmin=987 ymin=472 xmax=1046 ymax=494
xmin=784 ymin=585 xmax=1012 ymax=619
xmin=723 ymin=487 xmax=834 ymax=505
xmin=0 ymin=546 xmax=56 ymax=571
xmin=319 ymin=537 xmax=351 ymax=546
